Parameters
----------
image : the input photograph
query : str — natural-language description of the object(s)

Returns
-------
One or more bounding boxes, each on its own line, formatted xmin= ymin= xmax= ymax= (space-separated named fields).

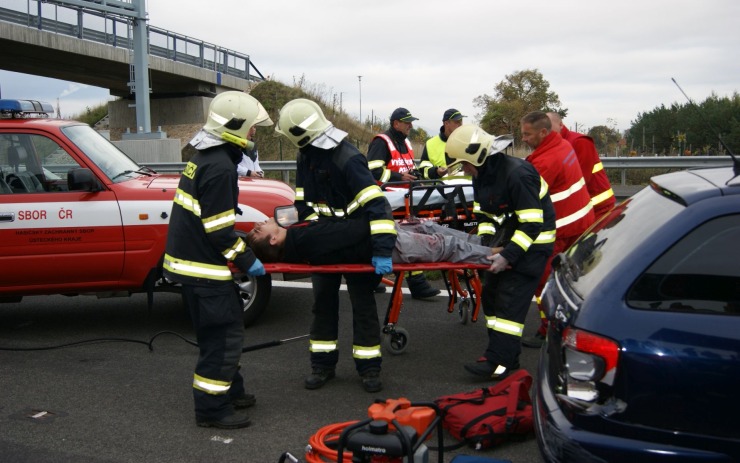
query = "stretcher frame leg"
xmin=381 ymin=271 xmax=410 ymax=355
xmin=467 ymin=269 xmax=483 ymax=322
xmin=441 ymin=269 xmax=483 ymax=324
xmin=382 ymin=271 xmax=406 ymax=327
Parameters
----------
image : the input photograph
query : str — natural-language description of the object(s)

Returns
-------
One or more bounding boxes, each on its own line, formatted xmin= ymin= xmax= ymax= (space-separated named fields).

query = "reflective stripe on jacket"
xmin=293 ymin=140 xmax=396 ymax=258
xmin=367 ymin=129 xmax=416 ymax=185
xmin=560 ymin=126 xmax=616 ymax=218
xmin=473 ymin=152 xmax=556 ymax=269
xmin=163 ymin=143 xmax=257 ymax=285
xmin=526 ymin=131 xmax=595 ymax=240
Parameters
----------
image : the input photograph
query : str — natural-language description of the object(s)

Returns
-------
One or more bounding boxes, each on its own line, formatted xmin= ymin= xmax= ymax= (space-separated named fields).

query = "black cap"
xmin=443 ymin=109 xmax=465 ymax=122
xmin=390 ymin=107 xmax=418 ymax=122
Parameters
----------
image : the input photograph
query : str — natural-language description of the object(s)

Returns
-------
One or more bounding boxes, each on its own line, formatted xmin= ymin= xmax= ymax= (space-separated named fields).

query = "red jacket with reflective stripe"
xmin=560 ymin=126 xmax=616 ymax=218
xmin=526 ymin=131 xmax=595 ymax=240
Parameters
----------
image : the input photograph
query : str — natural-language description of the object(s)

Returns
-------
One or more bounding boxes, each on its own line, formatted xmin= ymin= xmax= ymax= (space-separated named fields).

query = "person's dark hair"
xmin=245 ymin=231 xmax=284 ymax=263
xmin=521 ymin=111 xmax=551 ymax=131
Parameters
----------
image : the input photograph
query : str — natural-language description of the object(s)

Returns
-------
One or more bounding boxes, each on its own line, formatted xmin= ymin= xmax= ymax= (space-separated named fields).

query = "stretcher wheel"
xmin=381 ymin=327 xmax=409 ymax=355
xmin=458 ymin=298 xmax=471 ymax=325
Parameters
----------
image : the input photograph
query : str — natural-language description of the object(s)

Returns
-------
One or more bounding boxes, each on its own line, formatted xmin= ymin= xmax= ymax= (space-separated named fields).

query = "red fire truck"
xmin=0 ymin=99 xmax=295 ymax=325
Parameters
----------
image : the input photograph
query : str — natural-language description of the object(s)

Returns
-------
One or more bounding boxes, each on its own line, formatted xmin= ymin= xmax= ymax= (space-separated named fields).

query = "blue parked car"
xmin=534 ymin=165 xmax=740 ymax=462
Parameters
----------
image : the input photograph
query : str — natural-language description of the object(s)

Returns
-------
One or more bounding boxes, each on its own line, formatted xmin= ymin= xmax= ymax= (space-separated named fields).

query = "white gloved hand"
xmin=487 ymin=253 xmax=509 ymax=274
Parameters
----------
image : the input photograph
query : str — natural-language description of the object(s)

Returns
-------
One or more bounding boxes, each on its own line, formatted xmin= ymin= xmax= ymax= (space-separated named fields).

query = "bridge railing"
xmin=0 ymin=2 xmax=263 ymax=81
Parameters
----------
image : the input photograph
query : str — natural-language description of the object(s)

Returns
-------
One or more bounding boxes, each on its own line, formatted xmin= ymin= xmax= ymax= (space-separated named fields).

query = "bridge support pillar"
xmin=109 ymin=95 xmax=214 ymax=160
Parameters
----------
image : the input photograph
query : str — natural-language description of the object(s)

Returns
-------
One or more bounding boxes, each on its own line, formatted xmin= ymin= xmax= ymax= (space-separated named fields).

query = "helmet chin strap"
xmin=221 ymin=132 xmax=255 ymax=150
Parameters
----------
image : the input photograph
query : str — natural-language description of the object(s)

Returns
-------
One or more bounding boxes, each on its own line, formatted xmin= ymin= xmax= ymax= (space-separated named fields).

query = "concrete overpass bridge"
xmin=0 ymin=0 xmax=264 ymax=156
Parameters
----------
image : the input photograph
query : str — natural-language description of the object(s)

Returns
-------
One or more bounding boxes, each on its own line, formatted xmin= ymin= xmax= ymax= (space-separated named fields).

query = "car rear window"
xmin=627 ymin=214 xmax=740 ymax=315
xmin=563 ymin=188 xmax=681 ymax=296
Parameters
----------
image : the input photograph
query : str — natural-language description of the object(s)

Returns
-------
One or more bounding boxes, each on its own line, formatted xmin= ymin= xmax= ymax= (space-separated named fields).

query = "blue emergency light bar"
xmin=0 ymin=99 xmax=55 ymax=118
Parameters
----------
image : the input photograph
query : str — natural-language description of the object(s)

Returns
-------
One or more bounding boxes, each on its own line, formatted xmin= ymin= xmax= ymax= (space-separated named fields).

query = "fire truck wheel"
xmin=235 ymin=273 xmax=272 ymax=327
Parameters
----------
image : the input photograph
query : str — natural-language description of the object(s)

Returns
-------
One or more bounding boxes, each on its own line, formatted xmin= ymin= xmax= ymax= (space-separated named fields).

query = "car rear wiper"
xmin=553 ymin=252 xmax=580 ymax=282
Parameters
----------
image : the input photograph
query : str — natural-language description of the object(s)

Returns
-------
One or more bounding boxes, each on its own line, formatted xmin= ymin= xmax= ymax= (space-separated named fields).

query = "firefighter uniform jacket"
xmin=163 ymin=143 xmax=258 ymax=285
xmin=526 ymin=131 xmax=595 ymax=241
xmin=367 ymin=128 xmax=416 ymax=184
xmin=294 ymin=139 xmax=396 ymax=258
xmin=473 ymin=152 xmax=556 ymax=274
xmin=560 ymin=126 xmax=616 ymax=218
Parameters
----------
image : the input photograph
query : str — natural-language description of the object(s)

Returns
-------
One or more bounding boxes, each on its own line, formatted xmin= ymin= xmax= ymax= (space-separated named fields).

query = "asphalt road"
xmin=0 ymin=276 xmax=545 ymax=463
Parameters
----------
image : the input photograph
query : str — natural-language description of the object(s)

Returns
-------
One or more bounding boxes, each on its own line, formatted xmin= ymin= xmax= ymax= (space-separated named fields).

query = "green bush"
xmin=70 ymin=102 xmax=108 ymax=126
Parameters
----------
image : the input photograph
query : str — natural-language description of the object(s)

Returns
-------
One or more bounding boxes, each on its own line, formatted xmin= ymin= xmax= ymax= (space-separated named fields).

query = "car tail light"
xmin=562 ymin=327 xmax=620 ymax=402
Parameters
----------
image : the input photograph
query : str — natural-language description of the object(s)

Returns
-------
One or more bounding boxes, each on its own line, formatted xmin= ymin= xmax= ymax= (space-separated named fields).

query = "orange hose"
xmin=305 ymin=420 xmax=358 ymax=463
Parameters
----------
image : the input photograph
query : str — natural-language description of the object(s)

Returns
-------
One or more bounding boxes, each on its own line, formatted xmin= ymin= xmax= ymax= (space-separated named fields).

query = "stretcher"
xmin=263 ymin=262 xmax=488 ymax=354
xmin=384 ymin=180 xmax=478 ymax=233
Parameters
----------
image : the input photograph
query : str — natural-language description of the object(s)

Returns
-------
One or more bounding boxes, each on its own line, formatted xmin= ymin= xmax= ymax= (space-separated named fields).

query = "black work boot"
xmin=522 ymin=332 xmax=546 ymax=348
xmin=464 ymin=360 xmax=519 ymax=381
xmin=196 ymin=411 xmax=251 ymax=429
xmin=304 ymin=368 xmax=336 ymax=390
xmin=231 ymin=393 xmax=256 ymax=410
xmin=406 ymin=273 xmax=440 ymax=300
xmin=360 ymin=370 xmax=383 ymax=393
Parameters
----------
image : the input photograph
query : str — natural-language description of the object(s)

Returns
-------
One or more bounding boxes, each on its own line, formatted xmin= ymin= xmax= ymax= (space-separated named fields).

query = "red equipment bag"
xmin=434 ymin=369 xmax=534 ymax=450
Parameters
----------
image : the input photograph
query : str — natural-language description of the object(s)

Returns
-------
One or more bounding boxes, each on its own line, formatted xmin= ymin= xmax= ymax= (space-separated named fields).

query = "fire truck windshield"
xmin=61 ymin=124 xmax=143 ymax=183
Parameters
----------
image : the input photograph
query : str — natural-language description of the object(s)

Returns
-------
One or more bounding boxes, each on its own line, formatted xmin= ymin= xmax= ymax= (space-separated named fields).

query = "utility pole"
xmin=358 ymin=75 xmax=362 ymax=125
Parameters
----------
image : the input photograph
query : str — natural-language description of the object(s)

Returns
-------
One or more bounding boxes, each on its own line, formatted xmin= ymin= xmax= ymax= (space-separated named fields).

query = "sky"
xmin=1 ymin=0 xmax=739 ymax=135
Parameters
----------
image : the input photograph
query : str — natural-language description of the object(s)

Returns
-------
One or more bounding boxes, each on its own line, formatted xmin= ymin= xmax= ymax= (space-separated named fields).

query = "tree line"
xmin=473 ymin=68 xmax=739 ymax=156
xmin=629 ymin=94 xmax=740 ymax=156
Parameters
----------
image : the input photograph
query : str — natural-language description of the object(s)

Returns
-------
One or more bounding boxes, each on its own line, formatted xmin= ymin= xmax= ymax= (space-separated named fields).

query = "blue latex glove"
xmin=247 ymin=259 xmax=266 ymax=276
xmin=371 ymin=256 xmax=393 ymax=275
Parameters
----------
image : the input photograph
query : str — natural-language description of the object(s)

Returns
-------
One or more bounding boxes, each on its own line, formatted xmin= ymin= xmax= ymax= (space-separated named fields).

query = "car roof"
xmin=649 ymin=165 xmax=740 ymax=206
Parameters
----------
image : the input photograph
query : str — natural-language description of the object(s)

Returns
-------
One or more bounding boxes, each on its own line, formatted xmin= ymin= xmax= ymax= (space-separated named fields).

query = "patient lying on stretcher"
xmin=246 ymin=216 xmax=499 ymax=267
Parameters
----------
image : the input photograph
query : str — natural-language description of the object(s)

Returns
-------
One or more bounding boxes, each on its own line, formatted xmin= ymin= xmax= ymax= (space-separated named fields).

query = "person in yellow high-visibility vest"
xmin=418 ymin=108 xmax=466 ymax=180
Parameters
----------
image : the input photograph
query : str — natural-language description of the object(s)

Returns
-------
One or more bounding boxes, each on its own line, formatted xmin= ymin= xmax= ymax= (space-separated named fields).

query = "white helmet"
xmin=274 ymin=98 xmax=332 ymax=148
xmin=254 ymin=101 xmax=274 ymax=127
xmin=445 ymin=124 xmax=495 ymax=169
xmin=203 ymin=91 xmax=272 ymax=145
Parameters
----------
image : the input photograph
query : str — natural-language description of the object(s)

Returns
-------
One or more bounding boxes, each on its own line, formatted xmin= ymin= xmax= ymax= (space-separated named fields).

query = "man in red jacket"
xmin=547 ymin=112 xmax=616 ymax=219
xmin=520 ymin=111 xmax=595 ymax=348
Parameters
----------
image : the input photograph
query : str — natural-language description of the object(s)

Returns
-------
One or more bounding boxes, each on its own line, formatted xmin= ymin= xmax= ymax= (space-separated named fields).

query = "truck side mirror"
xmin=67 ymin=168 xmax=101 ymax=192
xmin=274 ymin=205 xmax=299 ymax=228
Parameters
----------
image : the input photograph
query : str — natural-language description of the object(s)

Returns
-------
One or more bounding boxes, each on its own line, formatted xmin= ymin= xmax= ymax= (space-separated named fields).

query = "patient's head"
xmin=246 ymin=218 xmax=286 ymax=262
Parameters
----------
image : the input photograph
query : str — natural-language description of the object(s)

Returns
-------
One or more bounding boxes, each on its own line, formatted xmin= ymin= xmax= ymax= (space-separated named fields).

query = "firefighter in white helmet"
xmin=164 ymin=91 xmax=269 ymax=429
xmin=445 ymin=124 xmax=556 ymax=381
xmin=275 ymin=98 xmax=397 ymax=393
